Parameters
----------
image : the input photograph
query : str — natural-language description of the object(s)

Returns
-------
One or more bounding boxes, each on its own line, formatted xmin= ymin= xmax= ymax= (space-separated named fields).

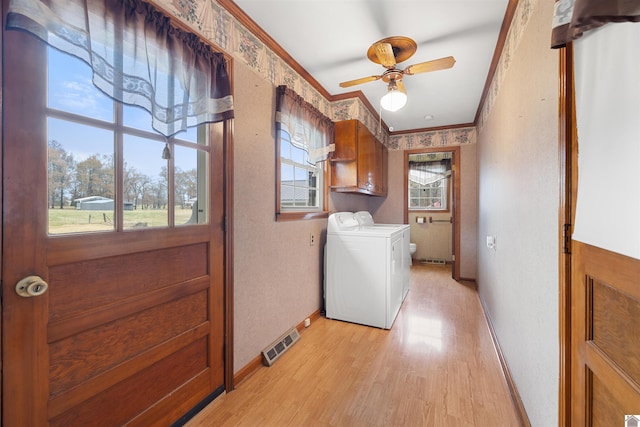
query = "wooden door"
xmin=560 ymin=41 xmax=640 ymax=427
xmin=380 ymin=143 xmax=388 ymax=195
xmin=331 ymin=120 xmax=358 ymax=191
xmin=558 ymin=42 xmax=575 ymax=427
xmin=372 ymin=139 xmax=380 ymax=193
xmin=571 ymin=242 xmax=640 ymax=426
xmin=2 ymin=14 xmax=227 ymax=426
xmin=356 ymin=122 xmax=375 ymax=193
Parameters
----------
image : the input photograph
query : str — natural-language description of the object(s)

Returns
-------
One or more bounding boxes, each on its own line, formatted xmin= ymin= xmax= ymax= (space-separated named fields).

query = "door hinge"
xmin=563 ymin=223 xmax=572 ymax=254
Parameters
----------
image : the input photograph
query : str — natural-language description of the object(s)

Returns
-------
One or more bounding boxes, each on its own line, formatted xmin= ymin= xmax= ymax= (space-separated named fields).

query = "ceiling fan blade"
xmin=397 ymin=80 xmax=407 ymax=94
xmin=373 ymin=42 xmax=396 ymax=68
xmin=339 ymin=75 xmax=381 ymax=88
xmin=403 ymin=56 xmax=456 ymax=75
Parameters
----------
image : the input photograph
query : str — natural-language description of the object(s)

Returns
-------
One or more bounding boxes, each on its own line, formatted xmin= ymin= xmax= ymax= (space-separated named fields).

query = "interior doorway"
xmin=404 ymin=146 xmax=460 ymax=281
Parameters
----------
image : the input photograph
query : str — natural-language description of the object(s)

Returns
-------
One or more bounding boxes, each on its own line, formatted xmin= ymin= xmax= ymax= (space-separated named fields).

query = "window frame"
xmin=275 ymin=125 xmax=329 ymax=222
xmin=45 ymin=46 xmax=212 ymax=235
xmin=408 ymin=160 xmax=451 ymax=213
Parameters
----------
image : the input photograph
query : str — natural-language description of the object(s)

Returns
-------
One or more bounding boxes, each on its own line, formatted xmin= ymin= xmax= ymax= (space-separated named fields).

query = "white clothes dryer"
xmin=353 ymin=211 xmax=411 ymax=300
xmin=325 ymin=212 xmax=410 ymax=329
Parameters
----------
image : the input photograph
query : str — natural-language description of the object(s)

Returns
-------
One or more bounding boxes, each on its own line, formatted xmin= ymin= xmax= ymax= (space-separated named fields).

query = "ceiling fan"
xmin=339 ymin=36 xmax=455 ymax=111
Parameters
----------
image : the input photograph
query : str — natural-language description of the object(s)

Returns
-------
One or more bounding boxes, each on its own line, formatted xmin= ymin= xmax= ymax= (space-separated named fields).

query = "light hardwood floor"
xmin=186 ymin=264 xmax=521 ymax=426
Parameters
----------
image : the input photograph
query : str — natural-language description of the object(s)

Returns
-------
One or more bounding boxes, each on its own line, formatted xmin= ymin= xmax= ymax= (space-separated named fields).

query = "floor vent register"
xmin=261 ymin=327 xmax=300 ymax=366
xmin=421 ymin=258 xmax=447 ymax=265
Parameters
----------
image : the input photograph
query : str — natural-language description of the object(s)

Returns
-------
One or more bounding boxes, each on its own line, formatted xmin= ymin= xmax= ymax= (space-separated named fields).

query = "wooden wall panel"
xmin=572 ymin=242 xmax=640 ymax=426
xmin=50 ymin=338 xmax=208 ymax=427
xmin=48 ymin=243 xmax=208 ymax=321
xmin=49 ymin=291 xmax=207 ymax=395
xmin=591 ymin=373 xmax=622 ymax=427
xmin=592 ymin=280 xmax=640 ymax=381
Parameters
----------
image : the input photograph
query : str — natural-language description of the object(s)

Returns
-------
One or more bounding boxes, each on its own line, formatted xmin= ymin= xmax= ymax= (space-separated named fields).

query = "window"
xmin=408 ymin=153 xmax=451 ymax=211
xmin=47 ymin=47 xmax=209 ymax=234
xmin=8 ymin=0 xmax=233 ymax=234
xmin=279 ymin=129 xmax=323 ymax=211
xmin=275 ymin=86 xmax=333 ymax=220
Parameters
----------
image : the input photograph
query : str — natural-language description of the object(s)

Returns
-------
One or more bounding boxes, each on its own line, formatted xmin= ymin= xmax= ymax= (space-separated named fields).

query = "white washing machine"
xmin=325 ymin=212 xmax=410 ymax=329
xmin=353 ymin=211 xmax=411 ymax=300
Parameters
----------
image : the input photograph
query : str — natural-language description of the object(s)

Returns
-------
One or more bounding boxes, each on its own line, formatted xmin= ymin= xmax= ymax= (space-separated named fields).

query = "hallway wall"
xmin=476 ymin=0 xmax=559 ymax=425
xmin=232 ymin=65 xmax=331 ymax=372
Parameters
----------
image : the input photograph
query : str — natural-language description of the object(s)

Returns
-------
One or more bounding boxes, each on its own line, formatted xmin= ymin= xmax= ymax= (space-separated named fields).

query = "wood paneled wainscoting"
xmin=187 ymin=265 xmax=524 ymax=426
xmin=570 ymin=242 xmax=640 ymax=426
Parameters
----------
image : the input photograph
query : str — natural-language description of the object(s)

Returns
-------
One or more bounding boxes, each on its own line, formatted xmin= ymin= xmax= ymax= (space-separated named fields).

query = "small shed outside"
xmin=74 ymin=196 xmax=134 ymax=210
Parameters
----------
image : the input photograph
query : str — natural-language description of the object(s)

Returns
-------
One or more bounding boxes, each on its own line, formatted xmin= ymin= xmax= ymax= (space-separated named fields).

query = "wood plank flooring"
xmin=186 ymin=264 xmax=521 ymax=426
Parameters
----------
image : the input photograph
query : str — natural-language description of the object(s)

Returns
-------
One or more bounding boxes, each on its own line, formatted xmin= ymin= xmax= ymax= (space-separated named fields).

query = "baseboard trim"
xmin=232 ymin=354 xmax=263 ymax=388
xmin=478 ymin=295 xmax=531 ymax=427
xmin=297 ymin=308 xmax=323 ymax=332
xmin=232 ymin=309 xmax=322 ymax=388
xmin=459 ymin=277 xmax=477 ymax=288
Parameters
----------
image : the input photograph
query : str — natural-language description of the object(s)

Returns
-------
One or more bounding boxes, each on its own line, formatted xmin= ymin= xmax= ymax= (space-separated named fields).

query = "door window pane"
xmin=48 ymin=47 xmax=113 ymax=122
xmin=174 ymin=144 xmax=208 ymax=226
xmin=123 ymin=135 xmax=169 ymax=229
xmin=48 ymin=118 xmax=115 ymax=234
xmin=122 ymin=104 xmax=155 ymax=133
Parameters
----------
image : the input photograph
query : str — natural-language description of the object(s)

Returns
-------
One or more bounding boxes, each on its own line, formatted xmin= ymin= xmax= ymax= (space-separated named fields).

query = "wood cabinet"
xmin=330 ymin=120 xmax=388 ymax=196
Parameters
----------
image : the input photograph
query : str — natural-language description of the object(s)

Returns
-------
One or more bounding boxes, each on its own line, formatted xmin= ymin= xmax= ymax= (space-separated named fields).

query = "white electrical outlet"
xmin=486 ymin=235 xmax=496 ymax=250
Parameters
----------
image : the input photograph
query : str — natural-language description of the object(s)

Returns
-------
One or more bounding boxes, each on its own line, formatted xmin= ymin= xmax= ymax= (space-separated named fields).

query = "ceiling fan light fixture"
xmin=380 ymin=81 xmax=407 ymax=112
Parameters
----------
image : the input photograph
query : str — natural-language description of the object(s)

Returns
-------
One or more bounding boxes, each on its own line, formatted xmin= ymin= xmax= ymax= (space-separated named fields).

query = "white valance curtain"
xmin=408 ymin=162 xmax=449 ymax=187
xmin=275 ymin=85 xmax=334 ymax=165
xmin=6 ymin=0 xmax=234 ymax=137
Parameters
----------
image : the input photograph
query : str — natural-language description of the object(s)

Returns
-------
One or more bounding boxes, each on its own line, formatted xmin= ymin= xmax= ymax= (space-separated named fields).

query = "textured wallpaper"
xmin=152 ymin=0 xmax=507 ymax=151
xmin=477 ymin=0 xmax=536 ymax=131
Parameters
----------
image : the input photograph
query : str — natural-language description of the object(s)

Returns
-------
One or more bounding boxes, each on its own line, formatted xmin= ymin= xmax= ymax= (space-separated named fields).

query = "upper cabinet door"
xmin=331 ymin=120 xmax=387 ymax=196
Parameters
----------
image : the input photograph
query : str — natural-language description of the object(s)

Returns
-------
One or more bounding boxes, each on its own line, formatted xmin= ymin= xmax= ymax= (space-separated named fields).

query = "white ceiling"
xmin=231 ymin=0 xmax=510 ymax=132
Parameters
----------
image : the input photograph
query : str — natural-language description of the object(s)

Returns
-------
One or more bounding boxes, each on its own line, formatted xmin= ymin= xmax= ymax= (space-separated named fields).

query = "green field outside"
xmin=48 ymin=207 xmax=194 ymax=234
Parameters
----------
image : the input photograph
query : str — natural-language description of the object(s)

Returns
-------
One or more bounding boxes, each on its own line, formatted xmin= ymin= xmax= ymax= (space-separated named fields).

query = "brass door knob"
xmin=15 ymin=276 xmax=48 ymax=297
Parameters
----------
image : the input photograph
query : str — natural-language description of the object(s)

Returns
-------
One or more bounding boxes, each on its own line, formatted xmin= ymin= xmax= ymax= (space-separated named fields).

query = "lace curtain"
xmin=276 ymin=85 xmax=334 ymax=165
xmin=6 ymin=0 xmax=234 ymax=137
xmin=551 ymin=0 xmax=640 ymax=48
xmin=408 ymin=161 xmax=449 ymax=186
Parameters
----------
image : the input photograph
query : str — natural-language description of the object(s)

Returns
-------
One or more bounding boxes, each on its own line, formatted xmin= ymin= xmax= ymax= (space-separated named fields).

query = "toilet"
xmin=409 ymin=243 xmax=417 ymax=258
